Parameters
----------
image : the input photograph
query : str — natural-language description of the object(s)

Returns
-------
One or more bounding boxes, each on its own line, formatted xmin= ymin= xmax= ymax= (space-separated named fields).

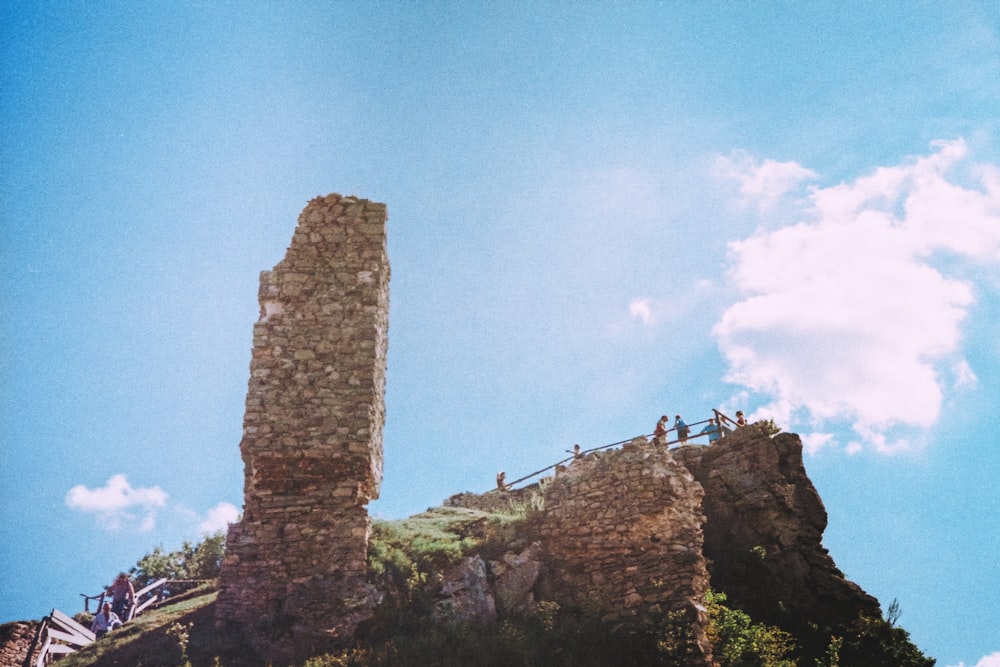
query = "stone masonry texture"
xmin=0 ymin=620 xmax=39 ymax=667
xmin=445 ymin=426 xmax=881 ymax=665
xmin=536 ymin=441 xmax=714 ymax=665
xmin=215 ymin=194 xmax=389 ymax=665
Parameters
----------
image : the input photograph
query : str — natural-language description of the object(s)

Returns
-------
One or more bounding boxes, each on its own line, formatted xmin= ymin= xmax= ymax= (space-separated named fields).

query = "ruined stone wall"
xmin=536 ymin=441 xmax=713 ymax=665
xmin=216 ymin=194 xmax=389 ymax=664
xmin=0 ymin=620 xmax=38 ymax=667
xmin=672 ymin=425 xmax=880 ymax=634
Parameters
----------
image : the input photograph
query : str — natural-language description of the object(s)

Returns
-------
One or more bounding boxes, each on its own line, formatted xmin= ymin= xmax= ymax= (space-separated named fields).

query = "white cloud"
xmin=197 ymin=502 xmax=239 ymax=535
xmin=715 ymin=150 xmax=819 ymax=212
xmin=65 ymin=474 xmax=168 ymax=532
xmin=947 ymin=651 xmax=1000 ymax=667
xmin=952 ymin=359 xmax=979 ymax=389
xmin=800 ymin=432 xmax=834 ymax=455
xmin=629 ymin=297 xmax=654 ymax=325
xmin=714 ymin=140 xmax=1000 ymax=453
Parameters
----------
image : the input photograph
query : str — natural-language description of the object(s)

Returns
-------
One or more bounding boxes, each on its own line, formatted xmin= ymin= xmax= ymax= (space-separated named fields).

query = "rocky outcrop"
xmin=434 ymin=556 xmax=498 ymax=625
xmin=444 ymin=486 xmax=538 ymax=514
xmin=216 ymin=194 xmax=389 ymax=665
xmin=491 ymin=543 xmax=543 ymax=616
xmin=438 ymin=425 xmax=880 ymax=664
xmin=672 ymin=424 xmax=881 ymax=634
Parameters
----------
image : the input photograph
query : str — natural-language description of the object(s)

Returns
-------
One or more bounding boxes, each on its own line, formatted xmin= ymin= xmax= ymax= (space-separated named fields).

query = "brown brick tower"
xmin=216 ymin=194 xmax=389 ymax=664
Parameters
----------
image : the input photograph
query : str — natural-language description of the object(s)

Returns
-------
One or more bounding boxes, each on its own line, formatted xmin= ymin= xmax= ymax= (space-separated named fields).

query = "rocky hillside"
xmin=5 ymin=424 xmax=933 ymax=666
xmin=414 ymin=423 xmax=927 ymax=666
xmin=429 ymin=426 xmax=826 ymax=659
xmin=673 ymin=427 xmax=880 ymax=647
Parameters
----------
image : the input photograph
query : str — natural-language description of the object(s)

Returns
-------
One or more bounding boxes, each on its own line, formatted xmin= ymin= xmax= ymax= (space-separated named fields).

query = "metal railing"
xmin=499 ymin=409 xmax=742 ymax=491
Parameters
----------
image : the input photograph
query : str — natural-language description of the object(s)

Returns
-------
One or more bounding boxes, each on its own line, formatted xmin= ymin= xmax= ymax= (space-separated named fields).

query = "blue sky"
xmin=2 ymin=2 xmax=998 ymax=665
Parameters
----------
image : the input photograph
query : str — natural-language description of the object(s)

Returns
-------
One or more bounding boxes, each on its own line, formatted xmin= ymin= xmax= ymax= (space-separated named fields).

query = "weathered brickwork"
xmin=216 ymin=194 xmax=389 ymax=663
xmin=0 ymin=620 xmax=39 ymax=666
xmin=536 ymin=441 xmax=713 ymax=665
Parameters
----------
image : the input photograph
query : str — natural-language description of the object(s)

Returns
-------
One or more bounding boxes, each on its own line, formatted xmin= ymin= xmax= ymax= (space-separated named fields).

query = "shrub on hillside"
xmin=705 ymin=590 xmax=796 ymax=667
xmin=130 ymin=531 xmax=226 ymax=588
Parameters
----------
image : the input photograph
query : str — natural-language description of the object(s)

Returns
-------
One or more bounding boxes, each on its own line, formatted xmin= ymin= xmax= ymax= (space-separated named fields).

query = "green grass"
xmin=368 ymin=504 xmax=533 ymax=585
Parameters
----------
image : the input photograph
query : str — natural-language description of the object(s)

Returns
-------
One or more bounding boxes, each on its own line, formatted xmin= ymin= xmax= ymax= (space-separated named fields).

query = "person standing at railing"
xmin=91 ymin=602 xmax=122 ymax=638
xmin=700 ymin=417 xmax=722 ymax=443
xmin=674 ymin=415 xmax=690 ymax=444
xmin=109 ymin=573 xmax=135 ymax=620
xmin=735 ymin=411 xmax=747 ymax=427
xmin=652 ymin=415 xmax=669 ymax=446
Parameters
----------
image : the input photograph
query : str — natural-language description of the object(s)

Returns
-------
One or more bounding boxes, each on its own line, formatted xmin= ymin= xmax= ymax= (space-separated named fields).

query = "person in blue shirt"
xmin=674 ymin=415 xmax=689 ymax=444
xmin=700 ymin=417 xmax=722 ymax=443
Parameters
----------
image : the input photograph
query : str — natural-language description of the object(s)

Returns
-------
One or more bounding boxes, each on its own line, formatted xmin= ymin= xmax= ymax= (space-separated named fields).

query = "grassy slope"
xmin=56 ymin=586 xmax=261 ymax=667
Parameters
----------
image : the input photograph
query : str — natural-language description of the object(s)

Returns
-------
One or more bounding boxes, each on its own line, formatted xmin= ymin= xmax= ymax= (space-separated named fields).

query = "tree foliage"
xmin=832 ymin=614 xmax=935 ymax=667
xmin=130 ymin=531 xmax=226 ymax=588
xmin=706 ymin=590 xmax=796 ymax=667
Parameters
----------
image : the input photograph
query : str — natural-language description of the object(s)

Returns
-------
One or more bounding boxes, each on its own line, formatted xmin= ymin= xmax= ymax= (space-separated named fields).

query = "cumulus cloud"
xmin=197 ymin=502 xmax=239 ymax=535
xmin=65 ymin=474 xmax=168 ymax=532
xmin=715 ymin=150 xmax=819 ymax=212
xmin=714 ymin=139 xmax=1000 ymax=452
xmin=947 ymin=652 xmax=1000 ymax=667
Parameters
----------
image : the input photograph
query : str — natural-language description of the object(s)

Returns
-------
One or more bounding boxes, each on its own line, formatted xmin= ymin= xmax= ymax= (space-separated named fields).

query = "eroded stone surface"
xmin=491 ymin=543 xmax=543 ymax=616
xmin=0 ymin=621 xmax=39 ymax=666
xmin=536 ymin=440 xmax=713 ymax=665
xmin=215 ymin=194 xmax=389 ymax=664
xmin=672 ymin=424 xmax=881 ymax=633
xmin=434 ymin=556 xmax=498 ymax=625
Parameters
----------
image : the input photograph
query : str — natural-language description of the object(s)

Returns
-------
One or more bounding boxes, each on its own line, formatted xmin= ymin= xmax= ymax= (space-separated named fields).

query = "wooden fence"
xmin=29 ymin=609 xmax=94 ymax=667
xmin=28 ymin=578 xmax=168 ymax=666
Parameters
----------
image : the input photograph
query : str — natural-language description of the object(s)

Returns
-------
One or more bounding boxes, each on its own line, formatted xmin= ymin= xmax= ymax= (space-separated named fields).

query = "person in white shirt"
xmin=90 ymin=602 xmax=122 ymax=638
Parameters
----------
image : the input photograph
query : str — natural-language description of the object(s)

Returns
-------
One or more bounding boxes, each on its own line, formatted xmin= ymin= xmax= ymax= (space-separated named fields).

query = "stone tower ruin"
xmin=216 ymin=194 xmax=389 ymax=663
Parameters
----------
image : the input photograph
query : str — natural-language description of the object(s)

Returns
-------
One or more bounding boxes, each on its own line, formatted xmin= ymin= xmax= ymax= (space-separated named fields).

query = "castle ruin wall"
xmin=216 ymin=194 xmax=389 ymax=663
xmin=537 ymin=441 xmax=713 ymax=664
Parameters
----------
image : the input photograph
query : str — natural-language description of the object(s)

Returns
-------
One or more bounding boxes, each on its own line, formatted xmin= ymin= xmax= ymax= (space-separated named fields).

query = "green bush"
xmin=832 ymin=615 xmax=935 ymax=667
xmin=705 ymin=590 xmax=796 ymax=667
xmin=130 ymin=531 xmax=226 ymax=588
